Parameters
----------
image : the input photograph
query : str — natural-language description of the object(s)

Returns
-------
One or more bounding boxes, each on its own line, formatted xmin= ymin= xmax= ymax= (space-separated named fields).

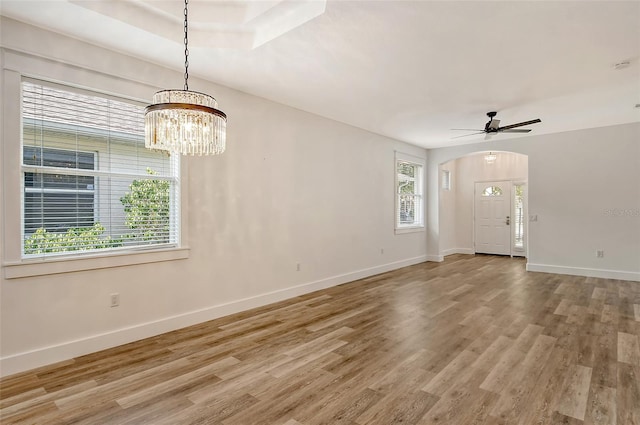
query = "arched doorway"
xmin=438 ymin=151 xmax=529 ymax=258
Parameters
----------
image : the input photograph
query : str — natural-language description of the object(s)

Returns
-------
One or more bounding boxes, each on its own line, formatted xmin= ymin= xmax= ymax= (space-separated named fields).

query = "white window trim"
xmin=394 ymin=151 xmax=426 ymax=234
xmin=3 ymin=247 xmax=190 ymax=279
xmin=1 ymin=53 xmax=190 ymax=279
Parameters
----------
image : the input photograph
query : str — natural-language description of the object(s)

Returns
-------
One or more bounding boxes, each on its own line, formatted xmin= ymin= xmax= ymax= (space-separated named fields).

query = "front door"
xmin=475 ymin=181 xmax=511 ymax=255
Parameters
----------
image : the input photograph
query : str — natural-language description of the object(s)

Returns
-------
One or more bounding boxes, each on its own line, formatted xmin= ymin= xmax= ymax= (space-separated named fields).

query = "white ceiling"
xmin=1 ymin=0 xmax=639 ymax=149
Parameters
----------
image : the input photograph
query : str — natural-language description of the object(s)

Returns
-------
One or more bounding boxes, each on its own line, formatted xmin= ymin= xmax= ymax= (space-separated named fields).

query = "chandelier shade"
xmin=145 ymin=90 xmax=227 ymax=155
xmin=144 ymin=0 xmax=227 ymax=156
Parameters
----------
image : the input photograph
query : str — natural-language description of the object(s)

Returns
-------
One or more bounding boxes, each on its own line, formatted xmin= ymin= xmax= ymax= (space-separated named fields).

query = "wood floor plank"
xmin=54 ymin=357 xmax=192 ymax=410
xmin=0 ymin=401 xmax=60 ymax=425
xmin=479 ymin=345 xmax=526 ymax=394
xmin=555 ymin=298 xmax=573 ymax=316
xmin=459 ymin=306 xmax=493 ymax=327
xmin=514 ymin=347 xmax=576 ymax=425
xmin=601 ymin=304 xmax=619 ymax=324
xmin=421 ymin=349 xmax=477 ymax=396
xmin=618 ymin=332 xmax=640 ymax=365
xmin=268 ymin=339 xmax=347 ymax=378
xmin=592 ymin=287 xmax=607 ymax=300
xmin=367 ymin=349 xmax=430 ymax=394
xmin=354 ymin=390 xmax=438 ymax=425
xmin=471 ymin=335 xmax=514 ymax=372
xmin=556 ymin=364 xmax=593 ymax=420
xmin=417 ymin=361 xmax=498 ymax=425
xmin=309 ymin=387 xmax=383 ymax=425
xmin=223 ymin=368 xmax=337 ymax=425
xmin=446 ymin=283 xmax=474 ymax=297
xmin=551 ymin=411 xmax=586 ymax=424
xmin=426 ymin=299 xmax=458 ymax=318
xmin=489 ymin=334 xmax=557 ymax=422
xmin=284 ymin=326 xmax=353 ymax=358
xmin=0 ymin=380 xmax=96 ymax=418
xmin=481 ymin=288 xmax=504 ymax=303
xmin=584 ymin=384 xmax=616 ymax=425
xmin=0 ymin=375 xmax=44 ymax=405
xmin=155 ymin=392 xmax=258 ymax=425
xmin=590 ymin=322 xmax=618 ymax=388
xmin=1 ymin=254 xmax=639 ymax=424
xmin=186 ymin=366 xmax=274 ymax=405
xmin=617 ymin=363 xmax=640 ymax=425
xmin=115 ymin=356 xmax=235 ymax=409
xmin=465 ymin=325 xmax=503 ymax=356
xmin=292 ymin=373 xmax=384 ymax=424
xmin=306 ymin=306 xmax=375 ymax=332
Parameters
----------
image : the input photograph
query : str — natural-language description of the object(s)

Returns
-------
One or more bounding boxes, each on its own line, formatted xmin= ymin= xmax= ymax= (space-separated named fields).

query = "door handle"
xmin=506 ymin=215 xmax=510 ymax=225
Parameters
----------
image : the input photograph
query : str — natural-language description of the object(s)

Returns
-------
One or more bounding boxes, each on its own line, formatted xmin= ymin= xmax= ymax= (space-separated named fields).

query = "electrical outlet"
xmin=110 ymin=293 xmax=120 ymax=307
xmin=380 ymin=248 xmax=384 ymax=255
xmin=596 ymin=250 xmax=604 ymax=258
xmin=296 ymin=263 xmax=301 ymax=272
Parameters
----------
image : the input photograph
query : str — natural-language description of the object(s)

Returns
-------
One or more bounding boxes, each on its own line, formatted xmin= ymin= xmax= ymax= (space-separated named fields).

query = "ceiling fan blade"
xmin=451 ymin=131 xmax=486 ymax=139
xmin=500 ymin=129 xmax=531 ymax=133
xmin=498 ymin=119 xmax=541 ymax=131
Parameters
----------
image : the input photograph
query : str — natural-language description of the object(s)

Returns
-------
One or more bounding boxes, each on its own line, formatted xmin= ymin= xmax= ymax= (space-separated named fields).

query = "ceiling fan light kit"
xmin=452 ymin=111 xmax=541 ymax=140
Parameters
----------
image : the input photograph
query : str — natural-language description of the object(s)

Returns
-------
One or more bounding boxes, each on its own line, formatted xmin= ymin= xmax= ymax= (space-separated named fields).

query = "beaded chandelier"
xmin=145 ymin=0 xmax=227 ymax=156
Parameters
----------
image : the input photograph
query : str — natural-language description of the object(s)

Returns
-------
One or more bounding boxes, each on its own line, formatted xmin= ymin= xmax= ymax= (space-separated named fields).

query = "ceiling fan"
xmin=452 ymin=111 xmax=541 ymax=139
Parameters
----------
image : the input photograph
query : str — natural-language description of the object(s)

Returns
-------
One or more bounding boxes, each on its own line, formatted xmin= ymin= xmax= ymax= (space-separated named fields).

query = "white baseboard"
xmin=426 ymin=255 xmax=444 ymax=262
xmin=0 ymin=255 xmax=427 ymax=377
xmin=441 ymin=248 xmax=475 ymax=257
xmin=526 ymin=263 xmax=640 ymax=282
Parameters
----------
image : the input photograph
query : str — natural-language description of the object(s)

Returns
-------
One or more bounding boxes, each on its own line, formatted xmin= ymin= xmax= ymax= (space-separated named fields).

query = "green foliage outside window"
xmin=24 ymin=168 xmax=170 ymax=254
xmin=397 ymin=162 xmax=416 ymax=194
xmin=24 ymin=223 xmax=122 ymax=254
xmin=120 ymin=168 xmax=171 ymax=243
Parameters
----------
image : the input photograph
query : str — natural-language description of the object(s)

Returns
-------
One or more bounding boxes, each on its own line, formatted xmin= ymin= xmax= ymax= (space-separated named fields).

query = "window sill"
xmin=395 ymin=225 xmax=425 ymax=235
xmin=2 ymin=247 xmax=190 ymax=279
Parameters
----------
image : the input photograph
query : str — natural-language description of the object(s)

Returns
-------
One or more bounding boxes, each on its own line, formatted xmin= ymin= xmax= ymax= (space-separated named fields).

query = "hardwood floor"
xmin=1 ymin=254 xmax=639 ymax=424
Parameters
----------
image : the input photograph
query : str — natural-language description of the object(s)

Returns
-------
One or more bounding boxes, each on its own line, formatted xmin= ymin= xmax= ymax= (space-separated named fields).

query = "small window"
xmin=482 ymin=186 xmax=503 ymax=196
xmin=442 ymin=170 xmax=451 ymax=191
xmin=396 ymin=153 xmax=424 ymax=230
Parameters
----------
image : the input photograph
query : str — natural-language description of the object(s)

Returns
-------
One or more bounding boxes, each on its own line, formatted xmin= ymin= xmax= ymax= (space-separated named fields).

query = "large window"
xmin=395 ymin=153 xmax=424 ymax=231
xmin=21 ymin=80 xmax=179 ymax=257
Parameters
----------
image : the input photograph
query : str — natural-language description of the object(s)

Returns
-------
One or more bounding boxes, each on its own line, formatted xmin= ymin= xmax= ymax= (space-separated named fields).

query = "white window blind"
xmin=396 ymin=155 xmax=424 ymax=229
xmin=21 ymin=80 xmax=179 ymax=258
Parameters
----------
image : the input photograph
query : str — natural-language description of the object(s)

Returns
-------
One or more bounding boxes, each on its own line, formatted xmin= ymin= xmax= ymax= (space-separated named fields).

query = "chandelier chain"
xmin=183 ymin=0 xmax=189 ymax=91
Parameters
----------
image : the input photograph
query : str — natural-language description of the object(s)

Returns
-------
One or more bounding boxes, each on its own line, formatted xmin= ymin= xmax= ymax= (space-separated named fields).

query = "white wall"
xmin=439 ymin=152 xmax=528 ymax=255
xmin=0 ymin=18 xmax=427 ymax=376
xmin=428 ymin=123 xmax=640 ymax=281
